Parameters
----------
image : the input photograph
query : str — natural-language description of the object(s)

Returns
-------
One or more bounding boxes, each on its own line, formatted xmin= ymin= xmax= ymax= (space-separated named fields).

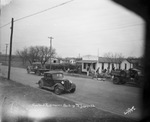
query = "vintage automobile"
xmin=27 ymin=62 xmax=49 ymax=76
xmin=111 ymin=68 xmax=144 ymax=87
xmin=37 ymin=71 xmax=76 ymax=95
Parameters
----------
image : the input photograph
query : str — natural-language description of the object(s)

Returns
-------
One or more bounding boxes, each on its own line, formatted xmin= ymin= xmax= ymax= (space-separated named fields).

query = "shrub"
xmin=45 ymin=63 xmax=82 ymax=73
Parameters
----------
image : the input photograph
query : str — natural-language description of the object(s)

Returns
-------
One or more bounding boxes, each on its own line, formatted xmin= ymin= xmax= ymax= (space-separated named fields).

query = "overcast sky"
xmin=0 ymin=0 xmax=145 ymax=58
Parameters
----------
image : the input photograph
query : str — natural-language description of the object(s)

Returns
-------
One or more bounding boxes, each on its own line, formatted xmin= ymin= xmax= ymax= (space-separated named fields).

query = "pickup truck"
xmin=27 ymin=62 xmax=49 ymax=76
xmin=111 ymin=68 xmax=144 ymax=87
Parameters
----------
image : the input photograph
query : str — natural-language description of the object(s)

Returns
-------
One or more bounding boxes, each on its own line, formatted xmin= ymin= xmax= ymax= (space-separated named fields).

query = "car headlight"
xmin=61 ymin=81 xmax=64 ymax=84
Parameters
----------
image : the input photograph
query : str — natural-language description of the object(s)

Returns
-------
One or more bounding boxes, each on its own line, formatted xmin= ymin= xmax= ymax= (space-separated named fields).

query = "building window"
xmin=93 ymin=63 xmax=96 ymax=70
xmin=112 ymin=63 xmax=114 ymax=69
xmin=84 ymin=63 xmax=86 ymax=69
xmin=53 ymin=60 xmax=56 ymax=63
xmin=125 ymin=63 xmax=127 ymax=70
xmin=108 ymin=63 xmax=110 ymax=69
xmin=102 ymin=63 xmax=104 ymax=70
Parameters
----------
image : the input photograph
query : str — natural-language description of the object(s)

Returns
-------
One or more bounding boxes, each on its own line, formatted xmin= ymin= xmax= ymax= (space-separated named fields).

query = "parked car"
xmin=27 ymin=62 xmax=49 ymax=76
xmin=37 ymin=71 xmax=76 ymax=95
xmin=111 ymin=68 xmax=144 ymax=87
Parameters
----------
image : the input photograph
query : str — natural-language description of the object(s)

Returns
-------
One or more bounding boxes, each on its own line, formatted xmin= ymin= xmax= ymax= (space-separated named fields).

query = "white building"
xmin=78 ymin=55 xmax=122 ymax=73
xmin=120 ymin=59 xmax=133 ymax=70
xmin=48 ymin=57 xmax=59 ymax=63
xmin=80 ymin=55 xmax=98 ymax=73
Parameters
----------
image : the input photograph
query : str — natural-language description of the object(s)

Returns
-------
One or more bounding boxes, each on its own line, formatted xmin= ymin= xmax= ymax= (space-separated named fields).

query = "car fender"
xmin=37 ymin=79 xmax=44 ymax=84
xmin=37 ymin=80 xmax=41 ymax=84
xmin=54 ymin=83 xmax=64 ymax=90
xmin=71 ymin=83 xmax=76 ymax=89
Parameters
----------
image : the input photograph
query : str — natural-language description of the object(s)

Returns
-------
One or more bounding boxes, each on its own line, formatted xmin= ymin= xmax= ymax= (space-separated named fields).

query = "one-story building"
xmin=78 ymin=55 xmax=134 ymax=74
xmin=120 ymin=59 xmax=134 ymax=70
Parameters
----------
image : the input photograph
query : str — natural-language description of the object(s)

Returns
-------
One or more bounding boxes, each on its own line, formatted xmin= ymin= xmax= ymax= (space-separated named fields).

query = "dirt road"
xmin=0 ymin=65 xmax=142 ymax=121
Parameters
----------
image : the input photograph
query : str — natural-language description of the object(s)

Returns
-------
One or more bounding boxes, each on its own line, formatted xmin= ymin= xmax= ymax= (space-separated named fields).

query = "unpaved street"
xmin=0 ymin=65 xmax=142 ymax=120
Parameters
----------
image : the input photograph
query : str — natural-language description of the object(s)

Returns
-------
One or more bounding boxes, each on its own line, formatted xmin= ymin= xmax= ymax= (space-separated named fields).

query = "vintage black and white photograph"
xmin=0 ymin=0 xmax=149 ymax=122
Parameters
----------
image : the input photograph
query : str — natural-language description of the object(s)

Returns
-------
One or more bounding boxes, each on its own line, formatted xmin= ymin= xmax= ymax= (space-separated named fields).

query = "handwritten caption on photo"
xmin=124 ymin=106 xmax=136 ymax=115
xmin=31 ymin=103 xmax=95 ymax=109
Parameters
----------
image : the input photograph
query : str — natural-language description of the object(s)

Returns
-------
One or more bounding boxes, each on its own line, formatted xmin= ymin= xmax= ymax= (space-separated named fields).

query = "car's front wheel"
xmin=54 ymin=86 xmax=63 ymax=95
xmin=70 ymin=88 xmax=76 ymax=93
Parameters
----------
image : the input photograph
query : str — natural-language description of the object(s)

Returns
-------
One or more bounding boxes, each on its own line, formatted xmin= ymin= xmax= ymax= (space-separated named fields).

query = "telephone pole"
xmin=48 ymin=37 xmax=54 ymax=70
xmin=8 ymin=18 xmax=14 ymax=80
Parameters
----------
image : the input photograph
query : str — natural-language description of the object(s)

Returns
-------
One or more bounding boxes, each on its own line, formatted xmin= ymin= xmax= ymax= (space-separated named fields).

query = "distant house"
xmin=120 ymin=59 xmax=133 ymax=70
xmin=64 ymin=57 xmax=82 ymax=64
xmin=58 ymin=58 xmax=66 ymax=64
xmin=52 ymin=57 xmax=82 ymax=64
xmin=47 ymin=57 xmax=59 ymax=64
xmin=69 ymin=58 xmax=76 ymax=64
xmin=58 ymin=58 xmax=72 ymax=64
xmin=48 ymin=57 xmax=76 ymax=64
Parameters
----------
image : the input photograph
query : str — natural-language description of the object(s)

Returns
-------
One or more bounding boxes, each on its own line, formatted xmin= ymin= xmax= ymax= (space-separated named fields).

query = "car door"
xmin=45 ymin=74 xmax=54 ymax=87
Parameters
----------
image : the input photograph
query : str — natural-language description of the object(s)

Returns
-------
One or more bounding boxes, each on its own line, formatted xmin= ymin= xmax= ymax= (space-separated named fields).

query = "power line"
xmin=14 ymin=0 xmax=74 ymax=22
xmin=0 ymin=0 xmax=74 ymax=28
xmin=0 ymin=0 xmax=144 ymax=32
xmin=0 ymin=22 xmax=11 ymax=28
xmin=100 ymin=23 xmax=144 ymax=31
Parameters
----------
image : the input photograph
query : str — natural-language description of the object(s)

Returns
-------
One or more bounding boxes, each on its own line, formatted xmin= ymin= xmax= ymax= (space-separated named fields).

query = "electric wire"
xmin=0 ymin=0 xmax=144 ymax=31
xmin=0 ymin=0 xmax=74 ymax=28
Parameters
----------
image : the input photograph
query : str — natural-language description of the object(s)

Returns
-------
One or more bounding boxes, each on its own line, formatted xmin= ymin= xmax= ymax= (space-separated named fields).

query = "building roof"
xmin=126 ymin=59 xmax=141 ymax=64
xmin=77 ymin=60 xmax=97 ymax=63
xmin=98 ymin=57 xmax=123 ymax=63
xmin=78 ymin=57 xmax=123 ymax=63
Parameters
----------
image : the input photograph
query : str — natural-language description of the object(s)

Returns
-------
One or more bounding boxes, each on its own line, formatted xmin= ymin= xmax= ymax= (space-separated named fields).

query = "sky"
xmin=0 ymin=0 xmax=145 ymax=58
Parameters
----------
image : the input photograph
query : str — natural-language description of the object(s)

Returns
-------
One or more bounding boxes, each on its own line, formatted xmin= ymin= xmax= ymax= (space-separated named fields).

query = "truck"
xmin=111 ymin=68 xmax=144 ymax=87
xmin=27 ymin=62 xmax=50 ymax=76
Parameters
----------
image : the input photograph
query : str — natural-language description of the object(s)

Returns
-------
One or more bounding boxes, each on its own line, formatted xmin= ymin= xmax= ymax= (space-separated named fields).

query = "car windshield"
xmin=52 ymin=73 xmax=63 ymax=79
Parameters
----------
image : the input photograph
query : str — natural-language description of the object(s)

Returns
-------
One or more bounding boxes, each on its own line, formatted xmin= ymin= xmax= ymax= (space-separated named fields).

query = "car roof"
xmin=44 ymin=71 xmax=63 ymax=74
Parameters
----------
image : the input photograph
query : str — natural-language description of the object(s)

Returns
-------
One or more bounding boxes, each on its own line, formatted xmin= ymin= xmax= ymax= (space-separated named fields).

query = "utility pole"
xmin=5 ymin=44 xmax=8 ymax=63
xmin=48 ymin=37 xmax=53 ymax=70
xmin=8 ymin=18 xmax=14 ymax=80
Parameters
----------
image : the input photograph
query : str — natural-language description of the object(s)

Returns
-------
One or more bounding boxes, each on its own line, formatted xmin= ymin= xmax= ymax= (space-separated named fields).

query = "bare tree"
xmin=103 ymin=52 xmax=124 ymax=67
xmin=103 ymin=52 xmax=124 ymax=60
xmin=16 ymin=47 xmax=29 ymax=65
xmin=16 ymin=46 xmax=56 ymax=65
xmin=37 ymin=46 xmax=56 ymax=66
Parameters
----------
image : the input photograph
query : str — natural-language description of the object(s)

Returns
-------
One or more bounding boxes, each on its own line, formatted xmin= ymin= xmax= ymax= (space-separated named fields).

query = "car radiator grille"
xmin=64 ymin=80 xmax=71 ymax=90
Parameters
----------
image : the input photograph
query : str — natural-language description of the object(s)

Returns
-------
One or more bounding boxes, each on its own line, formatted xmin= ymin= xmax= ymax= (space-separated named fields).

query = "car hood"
xmin=53 ymin=77 xmax=69 ymax=81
